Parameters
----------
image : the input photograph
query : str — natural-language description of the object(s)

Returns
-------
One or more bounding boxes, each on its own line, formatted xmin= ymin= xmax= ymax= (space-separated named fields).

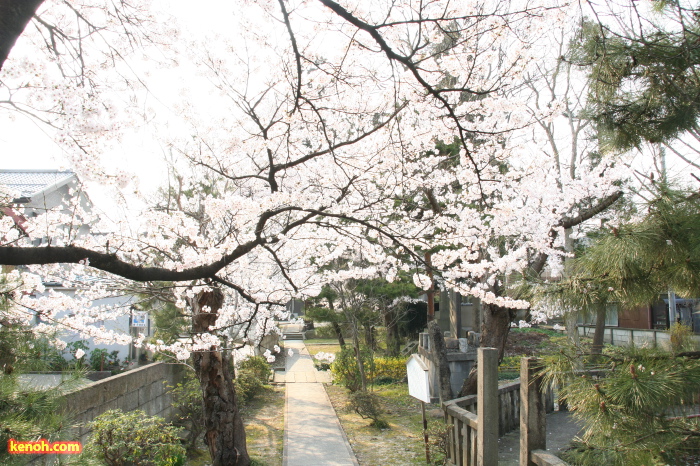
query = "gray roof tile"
xmin=0 ymin=169 xmax=76 ymax=198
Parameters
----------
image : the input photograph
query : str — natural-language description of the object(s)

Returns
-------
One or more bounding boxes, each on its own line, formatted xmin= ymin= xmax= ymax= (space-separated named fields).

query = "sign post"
xmin=406 ymin=354 xmax=432 ymax=464
xmin=421 ymin=400 xmax=430 ymax=464
xmin=131 ymin=311 xmax=148 ymax=328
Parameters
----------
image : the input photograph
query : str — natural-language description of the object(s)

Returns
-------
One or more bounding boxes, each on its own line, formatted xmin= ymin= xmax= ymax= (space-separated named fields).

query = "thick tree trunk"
xmin=384 ymin=307 xmax=401 ymax=357
xmin=459 ymin=303 xmax=512 ymax=397
xmin=564 ymin=311 xmax=581 ymax=346
xmin=192 ymin=289 xmax=250 ymax=466
xmin=0 ymin=0 xmax=44 ymax=71
xmin=427 ymin=320 xmax=452 ymax=403
xmin=351 ymin=317 xmax=368 ymax=392
xmin=332 ymin=321 xmax=345 ymax=347
xmin=364 ymin=324 xmax=376 ymax=351
xmin=591 ymin=303 xmax=607 ymax=355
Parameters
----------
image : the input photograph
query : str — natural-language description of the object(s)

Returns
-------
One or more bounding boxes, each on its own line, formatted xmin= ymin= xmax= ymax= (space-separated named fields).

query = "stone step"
xmin=284 ymin=332 xmax=305 ymax=340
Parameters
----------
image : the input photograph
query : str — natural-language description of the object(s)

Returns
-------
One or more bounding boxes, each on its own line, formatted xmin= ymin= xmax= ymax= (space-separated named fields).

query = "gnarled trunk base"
xmin=192 ymin=289 xmax=250 ymax=466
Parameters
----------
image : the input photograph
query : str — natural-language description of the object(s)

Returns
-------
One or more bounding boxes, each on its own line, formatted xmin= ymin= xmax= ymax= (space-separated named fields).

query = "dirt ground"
xmin=188 ymin=385 xmax=285 ymax=466
xmin=242 ymin=385 xmax=285 ymax=465
xmin=504 ymin=329 xmax=557 ymax=357
xmin=325 ymin=383 xmax=443 ymax=466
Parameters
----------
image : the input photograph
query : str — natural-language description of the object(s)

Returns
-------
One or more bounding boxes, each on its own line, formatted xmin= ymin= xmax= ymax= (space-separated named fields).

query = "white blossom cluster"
xmin=0 ymin=0 xmax=630 ymax=355
xmin=314 ymin=352 xmax=336 ymax=364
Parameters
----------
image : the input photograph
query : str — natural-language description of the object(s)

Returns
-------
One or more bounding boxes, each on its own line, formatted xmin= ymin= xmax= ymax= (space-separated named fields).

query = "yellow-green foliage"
xmin=370 ymin=357 xmax=408 ymax=381
xmin=331 ymin=350 xmax=408 ymax=390
xmin=668 ymin=322 xmax=696 ymax=353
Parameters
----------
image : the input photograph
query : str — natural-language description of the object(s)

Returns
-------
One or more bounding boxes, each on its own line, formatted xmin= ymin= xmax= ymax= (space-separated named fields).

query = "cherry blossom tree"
xmin=0 ymin=1 xmax=632 ymax=464
xmin=519 ymin=24 xmax=628 ymax=347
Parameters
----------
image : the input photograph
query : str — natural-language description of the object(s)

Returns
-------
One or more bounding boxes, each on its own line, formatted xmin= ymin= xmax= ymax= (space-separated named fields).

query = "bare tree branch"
xmin=530 ymin=190 xmax=623 ymax=276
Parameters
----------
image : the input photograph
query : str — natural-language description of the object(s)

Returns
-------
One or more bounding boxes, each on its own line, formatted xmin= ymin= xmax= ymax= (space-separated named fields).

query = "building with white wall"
xmin=1 ymin=169 xmax=153 ymax=363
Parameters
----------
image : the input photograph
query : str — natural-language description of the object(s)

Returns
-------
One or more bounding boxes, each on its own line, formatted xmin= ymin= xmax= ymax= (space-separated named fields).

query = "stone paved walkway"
xmin=497 ymin=410 xmax=583 ymax=465
xmin=281 ymin=340 xmax=358 ymax=466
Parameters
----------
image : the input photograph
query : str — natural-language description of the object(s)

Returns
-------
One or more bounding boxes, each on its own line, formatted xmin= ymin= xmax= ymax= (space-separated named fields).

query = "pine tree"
xmin=0 ymin=274 xmax=81 ymax=464
xmin=576 ymin=185 xmax=700 ymax=305
xmin=573 ymin=2 xmax=700 ymax=152
xmin=533 ymin=184 xmax=700 ymax=462
xmin=543 ymin=345 xmax=700 ymax=465
xmin=532 ymin=182 xmax=700 ymax=358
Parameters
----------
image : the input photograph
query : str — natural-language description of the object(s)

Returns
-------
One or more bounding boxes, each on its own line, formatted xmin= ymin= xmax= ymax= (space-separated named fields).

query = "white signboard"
xmin=406 ymin=354 xmax=431 ymax=403
xmin=131 ymin=311 xmax=148 ymax=328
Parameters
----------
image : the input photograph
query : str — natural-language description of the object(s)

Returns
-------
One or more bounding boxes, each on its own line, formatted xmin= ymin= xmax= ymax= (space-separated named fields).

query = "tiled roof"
xmin=0 ymin=169 xmax=76 ymax=199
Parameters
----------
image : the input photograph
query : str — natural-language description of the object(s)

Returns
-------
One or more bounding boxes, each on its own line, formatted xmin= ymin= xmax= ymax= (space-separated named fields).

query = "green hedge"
xmin=331 ymin=348 xmax=408 ymax=390
xmin=371 ymin=356 xmax=408 ymax=381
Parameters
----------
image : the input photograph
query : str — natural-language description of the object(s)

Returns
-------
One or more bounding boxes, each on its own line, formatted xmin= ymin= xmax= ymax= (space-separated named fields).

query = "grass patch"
xmin=242 ymin=385 xmax=285 ymax=466
xmin=185 ymin=385 xmax=285 ymax=466
xmin=326 ymin=382 xmax=446 ymax=465
xmin=303 ymin=338 xmax=340 ymax=345
xmin=305 ymin=342 xmax=342 ymax=357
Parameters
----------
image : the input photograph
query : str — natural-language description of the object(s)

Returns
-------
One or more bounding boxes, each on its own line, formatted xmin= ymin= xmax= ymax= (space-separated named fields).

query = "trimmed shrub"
xmin=331 ymin=346 xmax=374 ymax=392
xmin=238 ymin=355 xmax=271 ymax=383
xmin=87 ymin=409 xmax=185 ymax=466
xmin=331 ymin=350 xmax=408 ymax=388
xmin=372 ymin=357 xmax=408 ymax=381
xmin=234 ymin=355 xmax=272 ymax=404
xmin=349 ymin=391 xmax=388 ymax=428
xmin=312 ymin=324 xmax=339 ymax=339
xmin=234 ymin=370 xmax=265 ymax=403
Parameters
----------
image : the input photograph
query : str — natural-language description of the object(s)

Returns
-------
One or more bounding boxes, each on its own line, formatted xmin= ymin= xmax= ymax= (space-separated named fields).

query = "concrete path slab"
xmin=275 ymin=340 xmax=332 ymax=384
xmin=282 ymin=340 xmax=357 ymax=466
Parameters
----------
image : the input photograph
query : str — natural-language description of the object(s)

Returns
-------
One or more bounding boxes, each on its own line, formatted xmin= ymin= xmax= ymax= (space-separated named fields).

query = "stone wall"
xmin=418 ymin=332 xmax=476 ymax=400
xmin=578 ymin=325 xmax=700 ymax=349
xmin=24 ymin=362 xmax=185 ymax=464
xmin=64 ymin=362 xmax=185 ymax=443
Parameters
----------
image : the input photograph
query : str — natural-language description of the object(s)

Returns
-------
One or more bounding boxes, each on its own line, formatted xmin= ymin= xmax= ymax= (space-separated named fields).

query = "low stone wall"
xmin=578 ymin=326 xmax=700 ymax=348
xmin=418 ymin=332 xmax=477 ymax=399
xmin=24 ymin=362 xmax=185 ymax=464
xmin=63 ymin=362 xmax=185 ymax=443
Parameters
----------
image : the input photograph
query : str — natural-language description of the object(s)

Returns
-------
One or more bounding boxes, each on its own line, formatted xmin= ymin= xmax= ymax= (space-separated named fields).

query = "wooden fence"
xmin=441 ymin=350 xmax=563 ymax=466
xmin=442 ymin=348 xmax=499 ymax=465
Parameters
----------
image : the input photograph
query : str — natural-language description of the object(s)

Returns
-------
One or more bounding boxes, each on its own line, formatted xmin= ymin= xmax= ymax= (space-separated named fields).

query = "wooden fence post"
xmin=520 ymin=357 xmax=545 ymax=466
xmin=477 ymin=348 xmax=498 ymax=466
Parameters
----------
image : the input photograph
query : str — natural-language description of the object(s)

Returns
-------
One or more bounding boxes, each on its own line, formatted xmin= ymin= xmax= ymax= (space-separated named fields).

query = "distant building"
xmin=0 ymin=169 xmax=92 ymax=241
xmin=581 ymin=294 xmax=700 ymax=334
xmin=0 ymin=169 xmax=153 ymax=362
xmin=286 ymin=299 xmax=304 ymax=317
xmin=0 ymin=169 xmax=83 ymax=207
